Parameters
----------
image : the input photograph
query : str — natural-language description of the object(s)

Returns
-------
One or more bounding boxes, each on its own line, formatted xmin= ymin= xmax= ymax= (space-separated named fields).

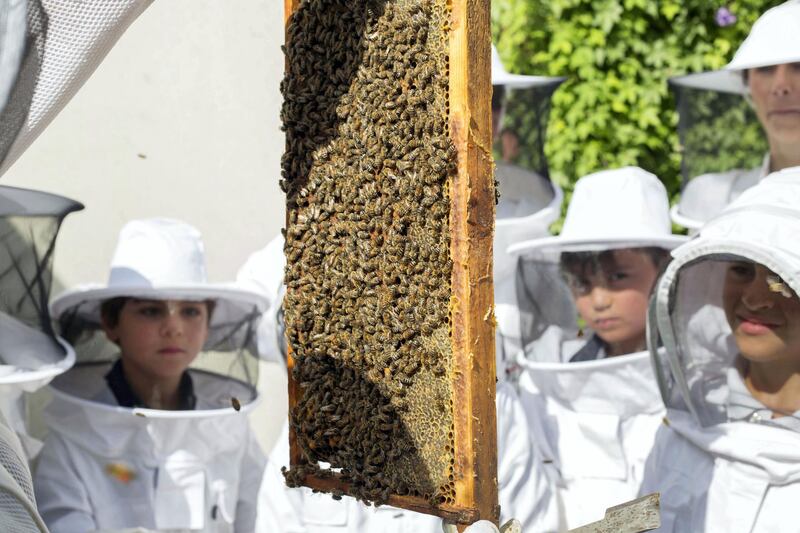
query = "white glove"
xmin=442 ymin=518 xmax=522 ymax=533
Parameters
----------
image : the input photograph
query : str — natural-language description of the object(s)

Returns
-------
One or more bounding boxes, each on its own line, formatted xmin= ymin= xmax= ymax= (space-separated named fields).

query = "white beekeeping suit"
xmin=669 ymin=0 xmax=800 ymax=231
xmin=257 ymin=381 xmax=558 ymax=533
xmin=642 ymin=167 xmax=800 ymax=532
xmin=490 ymin=46 xmax=565 ymax=381
xmin=508 ymin=167 xmax=686 ymax=531
xmin=34 ymin=219 xmax=269 ymax=533
xmin=0 ymin=184 xmax=82 ymax=459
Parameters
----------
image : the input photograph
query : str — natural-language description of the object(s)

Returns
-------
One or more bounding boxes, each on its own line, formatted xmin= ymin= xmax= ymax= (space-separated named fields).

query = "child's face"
xmin=102 ymin=299 xmax=209 ymax=380
xmin=568 ymin=249 xmax=660 ymax=356
xmin=723 ymin=261 xmax=800 ymax=364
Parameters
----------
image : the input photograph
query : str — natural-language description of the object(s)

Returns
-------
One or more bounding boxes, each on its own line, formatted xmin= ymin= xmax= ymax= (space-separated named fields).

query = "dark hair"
xmin=100 ymin=297 xmax=216 ymax=328
xmin=100 ymin=297 xmax=129 ymax=328
xmin=491 ymin=85 xmax=506 ymax=111
xmin=560 ymin=247 xmax=671 ymax=288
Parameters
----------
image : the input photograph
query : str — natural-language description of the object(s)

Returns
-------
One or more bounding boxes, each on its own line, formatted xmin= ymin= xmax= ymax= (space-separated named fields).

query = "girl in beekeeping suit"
xmin=669 ymin=0 xmax=800 ymax=232
xmin=642 ymin=167 xmax=800 ymax=531
xmin=508 ymin=167 xmax=686 ymax=531
xmin=0 ymin=185 xmax=82 ymax=460
xmin=642 ymin=168 xmax=800 ymax=533
xmin=33 ymin=218 xmax=269 ymax=533
xmin=490 ymin=45 xmax=566 ymax=382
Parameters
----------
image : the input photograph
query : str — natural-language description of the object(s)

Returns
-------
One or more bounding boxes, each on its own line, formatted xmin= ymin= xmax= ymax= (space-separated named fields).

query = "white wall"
xmin=3 ymin=0 xmax=289 ymax=452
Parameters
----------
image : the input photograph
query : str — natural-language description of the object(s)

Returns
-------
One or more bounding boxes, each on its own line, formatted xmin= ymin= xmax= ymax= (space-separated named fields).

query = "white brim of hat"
xmin=508 ymin=234 xmax=689 ymax=260
xmin=51 ymin=283 xmax=268 ymax=329
xmin=493 ymin=72 xmax=566 ymax=89
xmin=669 ymin=70 xmax=745 ymax=95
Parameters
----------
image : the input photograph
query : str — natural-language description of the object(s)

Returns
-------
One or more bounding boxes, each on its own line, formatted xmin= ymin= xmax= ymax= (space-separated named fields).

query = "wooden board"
xmin=281 ymin=0 xmax=496 ymax=527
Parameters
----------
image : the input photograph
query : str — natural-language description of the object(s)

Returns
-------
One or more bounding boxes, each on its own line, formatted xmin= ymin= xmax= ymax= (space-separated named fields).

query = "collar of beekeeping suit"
xmin=669 ymin=0 xmax=800 ymax=94
xmin=0 ymin=0 xmax=154 ymax=175
xmin=508 ymin=166 xmax=686 ymax=260
xmin=650 ymin=166 xmax=800 ymax=429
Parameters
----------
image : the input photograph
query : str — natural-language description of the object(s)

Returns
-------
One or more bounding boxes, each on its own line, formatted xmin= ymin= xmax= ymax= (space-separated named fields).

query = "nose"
xmin=160 ymin=306 xmax=185 ymax=337
xmin=590 ymin=286 xmax=612 ymax=311
xmin=741 ymin=271 xmax=776 ymax=311
xmin=771 ymin=64 xmax=795 ymax=97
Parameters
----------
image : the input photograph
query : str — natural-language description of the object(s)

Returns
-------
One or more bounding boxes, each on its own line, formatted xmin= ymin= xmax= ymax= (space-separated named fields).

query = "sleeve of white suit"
xmin=33 ymin=434 xmax=97 ymax=533
xmin=495 ymin=382 xmax=558 ymax=533
xmin=235 ymin=429 xmax=268 ymax=533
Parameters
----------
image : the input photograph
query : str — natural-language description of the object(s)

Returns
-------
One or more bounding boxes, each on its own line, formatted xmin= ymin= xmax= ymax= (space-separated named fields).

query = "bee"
xmin=230 ymin=397 xmax=242 ymax=411
xmin=766 ymin=274 xmax=793 ymax=298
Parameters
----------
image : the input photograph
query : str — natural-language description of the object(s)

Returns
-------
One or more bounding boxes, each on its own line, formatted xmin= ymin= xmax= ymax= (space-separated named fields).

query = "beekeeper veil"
xmin=510 ymin=167 xmax=686 ymax=363
xmin=0 ymin=184 xmax=81 ymax=444
xmin=651 ymin=167 xmax=800 ymax=430
xmin=0 ymin=0 xmax=152 ymax=175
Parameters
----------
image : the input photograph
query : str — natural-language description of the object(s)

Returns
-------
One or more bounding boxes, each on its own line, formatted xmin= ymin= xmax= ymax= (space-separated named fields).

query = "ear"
xmin=100 ymin=316 xmax=120 ymax=344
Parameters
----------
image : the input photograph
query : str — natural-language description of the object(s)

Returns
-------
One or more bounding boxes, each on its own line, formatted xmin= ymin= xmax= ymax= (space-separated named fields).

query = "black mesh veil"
xmin=0 ymin=185 xmax=81 ymax=374
xmin=55 ymin=293 xmax=264 ymax=394
xmin=669 ymin=79 xmax=767 ymax=188
xmin=515 ymin=255 xmax=579 ymax=360
xmin=494 ymin=79 xmax=564 ymax=181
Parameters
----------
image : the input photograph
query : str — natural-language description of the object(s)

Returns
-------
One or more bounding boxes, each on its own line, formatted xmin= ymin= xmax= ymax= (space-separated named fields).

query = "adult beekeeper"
xmin=34 ymin=218 xmax=268 ymax=533
xmin=670 ymin=0 xmax=800 ymax=231
xmin=642 ymin=167 xmax=800 ymax=532
xmin=490 ymin=46 xmax=565 ymax=381
xmin=508 ymin=167 xmax=686 ymax=530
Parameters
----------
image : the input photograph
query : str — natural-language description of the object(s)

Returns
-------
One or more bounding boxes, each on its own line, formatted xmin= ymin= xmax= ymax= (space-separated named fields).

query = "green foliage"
xmin=492 ymin=0 xmax=783 ymax=214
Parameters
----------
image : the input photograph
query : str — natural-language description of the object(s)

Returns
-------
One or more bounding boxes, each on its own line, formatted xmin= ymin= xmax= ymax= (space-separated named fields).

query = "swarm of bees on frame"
xmin=281 ymin=0 xmax=458 ymax=506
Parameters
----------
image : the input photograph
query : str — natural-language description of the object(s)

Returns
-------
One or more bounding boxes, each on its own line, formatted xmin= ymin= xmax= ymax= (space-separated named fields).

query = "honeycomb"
xmin=281 ymin=0 xmax=458 ymax=506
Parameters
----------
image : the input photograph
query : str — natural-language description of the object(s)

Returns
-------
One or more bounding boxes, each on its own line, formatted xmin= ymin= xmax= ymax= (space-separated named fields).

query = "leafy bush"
xmin=492 ymin=0 xmax=783 ymax=211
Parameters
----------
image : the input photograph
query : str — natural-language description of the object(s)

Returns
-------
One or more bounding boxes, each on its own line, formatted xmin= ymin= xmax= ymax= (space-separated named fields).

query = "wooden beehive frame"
xmin=282 ymin=0 xmax=497 ymax=526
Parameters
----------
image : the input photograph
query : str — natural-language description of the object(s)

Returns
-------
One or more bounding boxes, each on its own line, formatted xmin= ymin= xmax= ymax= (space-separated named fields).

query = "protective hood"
xmin=651 ymin=167 xmax=800 ymax=429
xmin=0 ymin=185 xmax=81 ymax=385
xmin=669 ymin=0 xmax=800 ymax=94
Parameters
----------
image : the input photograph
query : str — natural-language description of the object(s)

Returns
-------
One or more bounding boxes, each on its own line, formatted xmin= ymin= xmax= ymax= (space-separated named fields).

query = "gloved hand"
xmin=442 ymin=518 xmax=522 ymax=533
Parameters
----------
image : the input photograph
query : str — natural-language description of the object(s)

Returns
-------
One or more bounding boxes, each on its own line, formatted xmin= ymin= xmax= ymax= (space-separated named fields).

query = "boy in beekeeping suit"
xmin=642 ymin=167 xmax=800 ymax=531
xmin=508 ymin=167 xmax=686 ymax=530
xmin=34 ymin=219 xmax=269 ymax=532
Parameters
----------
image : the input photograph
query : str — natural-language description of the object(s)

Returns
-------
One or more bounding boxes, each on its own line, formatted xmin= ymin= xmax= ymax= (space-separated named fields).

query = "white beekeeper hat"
xmin=51 ymin=218 xmax=267 ymax=339
xmin=508 ymin=166 xmax=686 ymax=259
xmin=670 ymin=0 xmax=800 ymax=94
